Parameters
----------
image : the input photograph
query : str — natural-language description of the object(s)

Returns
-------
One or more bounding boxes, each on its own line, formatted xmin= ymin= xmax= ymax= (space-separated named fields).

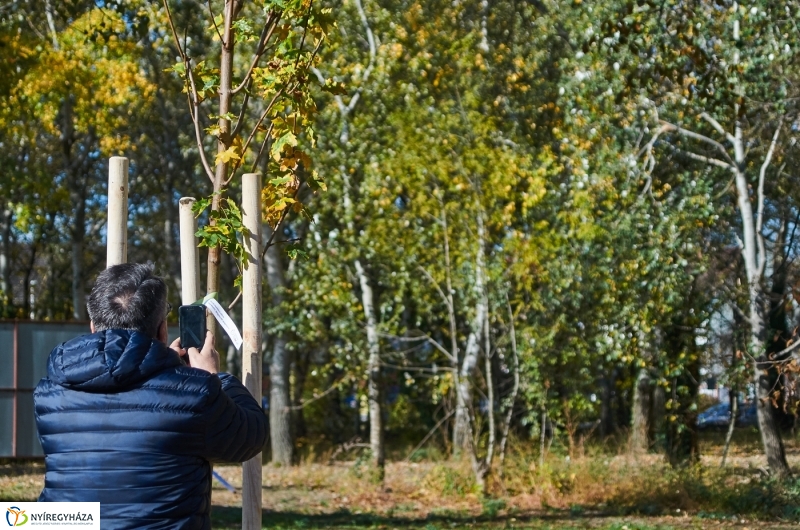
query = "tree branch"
xmin=659 ymin=120 xmax=735 ymax=165
xmin=186 ymin=66 xmax=216 ymax=182
xmin=418 ymin=265 xmax=454 ymax=315
xmin=699 ymin=112 xmax=736 ymax=144
xmin=232 ymin=13 xmax=280 ymax=95
xmin=756 ymin=118 xmax=784 ymax=277
xmin=670 ymin=146 xmax=733 ymax=170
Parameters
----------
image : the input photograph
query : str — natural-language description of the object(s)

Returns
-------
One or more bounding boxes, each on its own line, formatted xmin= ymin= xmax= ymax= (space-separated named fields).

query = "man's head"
xmin=87 ymin=263 xmax=168 ymax=340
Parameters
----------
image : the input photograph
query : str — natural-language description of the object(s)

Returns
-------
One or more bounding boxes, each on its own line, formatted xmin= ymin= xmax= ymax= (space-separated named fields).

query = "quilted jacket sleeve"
xmin=202 ymin=372 xmax=268 ymax=463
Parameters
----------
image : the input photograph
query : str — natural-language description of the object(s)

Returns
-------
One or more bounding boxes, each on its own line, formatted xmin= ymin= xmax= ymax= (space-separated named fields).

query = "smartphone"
xmin=179 ymin=305 xmax=206 ymax=350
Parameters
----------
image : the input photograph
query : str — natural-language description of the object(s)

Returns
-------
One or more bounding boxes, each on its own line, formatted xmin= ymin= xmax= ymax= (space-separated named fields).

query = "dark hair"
xmin=87 ymin=263 xmax=168 ymax=338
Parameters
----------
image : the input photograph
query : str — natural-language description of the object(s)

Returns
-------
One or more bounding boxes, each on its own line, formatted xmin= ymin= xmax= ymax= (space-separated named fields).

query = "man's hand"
xmin=187 ymin=331 xmax=220 ymax=374
xmin=169 ymin=337 xmax=187 ymax=365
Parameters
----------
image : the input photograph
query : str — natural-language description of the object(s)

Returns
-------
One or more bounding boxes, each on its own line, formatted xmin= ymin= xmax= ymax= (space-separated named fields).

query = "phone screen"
xmin=179 ymin=305 xmax=207 ymax=350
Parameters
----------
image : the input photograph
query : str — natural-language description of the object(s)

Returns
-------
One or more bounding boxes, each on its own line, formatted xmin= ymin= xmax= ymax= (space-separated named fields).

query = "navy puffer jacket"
xmin=34 ymin=330 xmax=268 ymax=530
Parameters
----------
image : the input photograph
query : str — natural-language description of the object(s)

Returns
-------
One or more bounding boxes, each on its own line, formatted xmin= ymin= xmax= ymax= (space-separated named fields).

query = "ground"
xmin=4 ymin=444 xmax=800 ymax=530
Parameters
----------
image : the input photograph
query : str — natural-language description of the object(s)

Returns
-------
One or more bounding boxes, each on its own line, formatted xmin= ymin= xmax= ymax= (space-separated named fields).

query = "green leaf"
xmin=271 ymin=131 xmax=298 ymax=160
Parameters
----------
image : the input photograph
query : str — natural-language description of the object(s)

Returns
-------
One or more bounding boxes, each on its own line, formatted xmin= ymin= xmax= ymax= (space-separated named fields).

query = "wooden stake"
xmin=241 ymin=172 xmax=262 ymax=529
xmin=179 ymin=197 xmax=201 ymax=305
xmin=106 ymin=157 xmax=129 ymax=267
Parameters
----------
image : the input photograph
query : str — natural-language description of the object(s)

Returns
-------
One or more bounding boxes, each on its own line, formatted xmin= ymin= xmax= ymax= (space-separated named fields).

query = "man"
xmin=34 ymin=263 xmax=268 ymax=529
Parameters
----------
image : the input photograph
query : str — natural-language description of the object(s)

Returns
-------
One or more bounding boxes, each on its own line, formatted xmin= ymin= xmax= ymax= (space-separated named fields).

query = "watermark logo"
xmin=5 ymin=507 xmax=28 ymax=527
xmin=3 ymin=503 xmax=97 ymax=529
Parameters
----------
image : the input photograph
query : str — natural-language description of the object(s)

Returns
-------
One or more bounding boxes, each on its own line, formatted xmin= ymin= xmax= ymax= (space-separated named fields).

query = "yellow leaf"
xmin=215 ymin=145 xmax=241 ymax=166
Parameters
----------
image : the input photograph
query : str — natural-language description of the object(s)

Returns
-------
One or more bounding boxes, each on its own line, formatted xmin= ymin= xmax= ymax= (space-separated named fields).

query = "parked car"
xmin=697 ymin=401 xmax=757 ymax=430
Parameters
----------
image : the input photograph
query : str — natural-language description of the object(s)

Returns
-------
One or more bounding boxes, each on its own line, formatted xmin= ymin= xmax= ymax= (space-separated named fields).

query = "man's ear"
xmin=90 ymin=321 xmax=96 ymax=333
xmin=157 ymin=320 xmax=168 ymax=344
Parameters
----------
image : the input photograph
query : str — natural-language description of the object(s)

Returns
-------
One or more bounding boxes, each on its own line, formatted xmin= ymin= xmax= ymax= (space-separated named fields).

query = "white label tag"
xmin=205 ymin=298 xmax=243 ymax=350
xmin=4 ymin=502 xmax=100 ymax=528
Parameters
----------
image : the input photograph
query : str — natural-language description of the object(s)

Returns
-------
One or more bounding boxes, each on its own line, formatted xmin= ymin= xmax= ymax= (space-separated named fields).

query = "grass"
xmin=5 ymin=430 xmax=800 ymax=529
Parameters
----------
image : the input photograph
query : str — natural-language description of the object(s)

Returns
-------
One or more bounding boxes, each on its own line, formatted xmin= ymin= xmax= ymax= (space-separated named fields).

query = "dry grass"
xmin=4 ymin=432 xmax=800 ymax=529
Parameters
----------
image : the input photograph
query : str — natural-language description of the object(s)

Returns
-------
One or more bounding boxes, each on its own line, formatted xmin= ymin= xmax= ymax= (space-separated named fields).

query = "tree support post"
xmin=179 ymin=197 xmax=201 ymax=304
xmin=106 ymin=157 xmax=129 ymax=267
xmin=241 ymin=172 xmax=263 ymax=529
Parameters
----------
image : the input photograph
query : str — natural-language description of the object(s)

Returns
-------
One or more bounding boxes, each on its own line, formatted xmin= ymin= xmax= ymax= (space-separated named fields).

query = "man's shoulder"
xmin=35 ymin=366 xmax=225 ymax=415
xmin=143 ymin=365 xmax=224 ymax=396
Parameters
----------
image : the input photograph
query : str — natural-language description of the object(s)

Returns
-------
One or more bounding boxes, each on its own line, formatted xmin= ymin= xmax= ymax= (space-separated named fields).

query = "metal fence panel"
xmin=0 ymin=323 xmax=14 ymax=389
xmin=0 ymin=394 xmax=13 ymax=456
xmin=1 ymin=321 xmax=182 ymax=458
xmin=17 ymin=323 xmax=89 ymax=390
xmin=16 ymin=391 xmax=40 ymax=457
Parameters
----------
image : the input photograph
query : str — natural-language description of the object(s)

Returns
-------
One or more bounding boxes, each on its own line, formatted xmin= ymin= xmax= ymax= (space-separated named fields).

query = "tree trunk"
xmin=630 ymin=368 xmax=652 ymax=454
xmin=264 ymin=224 xmax=293 ymax=466
xmin=355 ymin=258 xmax=384 ymax=477
xmin=226 ymin=344 xmax=240 ymax=383
xmin=0 ymin=205 xmax=13 ymax=308
xmin=453 ymin=213 xmax=487 ymax=452
xmin=733 ymin=155 xmax=791 ymax=476
xmin=293 ymin=349 xmax=310 ymax=442
xmin=664 ymin=322 xmax=699 ymax=467
xmin=69 ymin=153 xmax=88 ymax=320
xmin=164 ymin=206 xmax=182 ymax=294
xmin=753 ymin=328 xmax=790 ymax=476
xmin=600 ymin=372 xmax=616 ymax=438
xmin=650 ymin=381 xmax=666 ymax=451
xmin=206 ymin=0 xmax=240 ymax=342
xmin=767 ymin=217 xmax=793 ymax=430
xmin=721 ymin=392 xmax=737 ymax=467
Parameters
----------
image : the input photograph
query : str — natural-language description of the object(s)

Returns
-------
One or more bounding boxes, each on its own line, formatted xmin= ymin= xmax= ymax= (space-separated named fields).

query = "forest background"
xmin=4 ymin=0 xmax=800 ymax=526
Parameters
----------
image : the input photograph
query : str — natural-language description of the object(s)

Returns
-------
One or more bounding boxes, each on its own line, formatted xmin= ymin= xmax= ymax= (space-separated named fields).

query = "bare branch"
xmin=162 ymin=0 xmax=187 ymax=61
xmin=699 ymin=112 xmax=736 ymax=144
xmin=671 ymin=147 xmax=733 ymax=170
xmin=404 ymin=410 xmax=455 ymax=462
xmin=418 ymin=265 xmax=454 ymax=314
xmin=260 ymin=183 xmax=303 ymax=259
xmin=230 ymin=79 xmax=252 ymax=140
xmin=756 ymin=118 xmax=784 ymax=276
xmin=207 ymin=0 xmax=224 ymax=44
xmin=232 ymin=13 xmax=280 ymax=95
xmin=185 ymin=67 xmax=216 ymax=182
xmin=286 ymin=375 xmax=347 ymax=411
xmin=249 ymin=122 xmax=274 ymax=175
xmin=227 ymin=291 xmax=242 ymax=310
xmin=660 ymin=120 xmax=735 ymax=165
xmin=377 ymin=329 xmax=455 ymax=363
xmin=343 ymin=0 xmax=378 ymax=114
xmin=311 ymin=66 xmax=347 ymax=115
xmin=237 ymin=87 xmax=288 ymax=171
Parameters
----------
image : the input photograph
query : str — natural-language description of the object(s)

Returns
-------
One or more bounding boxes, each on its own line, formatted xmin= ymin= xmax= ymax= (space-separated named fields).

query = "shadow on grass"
xmin=210 ymin=506 xmax=687 ymax=530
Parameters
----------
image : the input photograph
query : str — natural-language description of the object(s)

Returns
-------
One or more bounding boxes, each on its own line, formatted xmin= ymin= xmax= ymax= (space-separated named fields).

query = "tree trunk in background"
xmin=453 ymin=213 xmax=487 ymax=453
xmin=767 ymin=217 xmax=793 ymax=430
xmin=651 ymin=381 xmax=666 ymax=451
xmin=293 ymin=349 xmax=311 ymax=442
xmin=599 ymin=371 xmax=616 ymax=438
xmin=163 ymin=205 xmax=182 ymax=294
xmin=664 ymin=316 xmax=700 ymax=467
xmin=68 ymin=169 xmax=88 ymax=321
xmin=226 ymin=344 xmax=240 ymax=382
xmin=721 ymin=392 xmax=737 ymax=467
xmin=727 ymin=47 xmax=790 ymax=473
xmin=740 ymin=204 xmax=789 ymax=476
xmin=354 ymin=258 xmax=384 ymax=477
xmin=630 ymin=368 xmax=652 ymax=454
xmin=0 ymin=206 xmax=13 ymax=308
xmin=339 ymin=163 xmax=384 ymax=477
xmin=264 ymin=224 xmax=293 ymax=466
xmin=326 ymin=366 xmax=347 ymax=443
